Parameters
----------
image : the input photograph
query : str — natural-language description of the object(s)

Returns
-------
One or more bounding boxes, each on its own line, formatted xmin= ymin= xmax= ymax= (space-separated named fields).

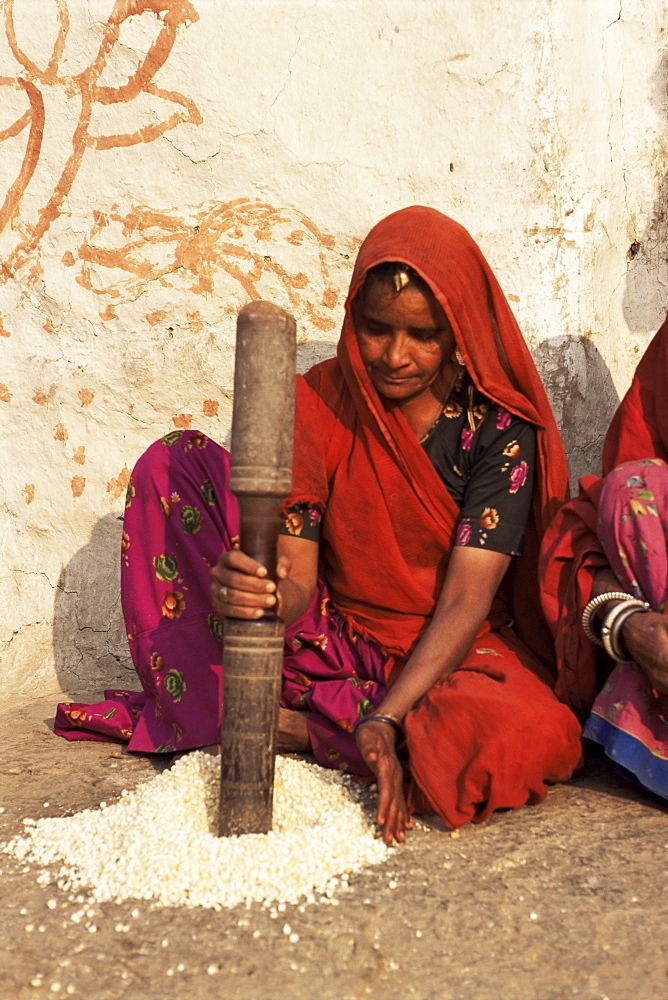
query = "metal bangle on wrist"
xmin=355 ymin=713 xmax=404 ymax=740
xmin=581 ymin=591 xmax=650 ymax=661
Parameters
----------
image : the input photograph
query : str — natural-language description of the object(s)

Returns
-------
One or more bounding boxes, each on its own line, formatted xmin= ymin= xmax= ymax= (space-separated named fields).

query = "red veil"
xmin=291 ymin=206 xmax=569 ymax=670
xmin=540 ymin=315 xmax=668 ymax=716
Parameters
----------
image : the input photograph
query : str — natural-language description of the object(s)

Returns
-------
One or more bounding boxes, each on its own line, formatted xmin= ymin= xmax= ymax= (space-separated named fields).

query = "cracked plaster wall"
xmin=1 ymin=0 xmax=668 ymax=706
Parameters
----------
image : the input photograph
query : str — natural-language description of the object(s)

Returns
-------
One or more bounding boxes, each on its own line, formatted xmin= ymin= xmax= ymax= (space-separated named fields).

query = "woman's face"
xmin=354 ymin=279 xmax=456 ymax=405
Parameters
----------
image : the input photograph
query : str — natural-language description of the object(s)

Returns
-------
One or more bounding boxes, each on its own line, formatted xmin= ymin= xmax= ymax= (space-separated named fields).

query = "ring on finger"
xmin=219 ymin=586 xmax=229 ymax=601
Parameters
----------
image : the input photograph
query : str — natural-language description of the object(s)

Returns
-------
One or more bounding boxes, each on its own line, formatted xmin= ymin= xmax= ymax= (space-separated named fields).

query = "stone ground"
xmin=1 ymin=696 xmax=667 ymax=1000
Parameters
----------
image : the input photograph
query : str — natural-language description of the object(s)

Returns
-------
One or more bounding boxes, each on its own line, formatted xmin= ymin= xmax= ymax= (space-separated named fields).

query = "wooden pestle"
xmin=218 ymin=300 xmax=296 ymax=836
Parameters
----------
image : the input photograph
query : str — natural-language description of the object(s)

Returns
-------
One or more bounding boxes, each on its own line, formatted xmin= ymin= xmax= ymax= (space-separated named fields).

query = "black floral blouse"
xmin=281 ymin=371 xmax=536 ymax=557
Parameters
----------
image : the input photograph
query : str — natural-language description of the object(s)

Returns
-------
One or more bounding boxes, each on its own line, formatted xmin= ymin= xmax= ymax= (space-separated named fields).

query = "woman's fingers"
xmin=624 ymin=611 xmax=668 ymax=694
xmin=375 ymin=751 xmax=412 ymax=845
xmin=355 ymin=720 xmax=411 ymax=845
xmin=210 ymin=548 xmax=268 ymax=582
xmin=209 ymin=549 xmax=279 ymax=618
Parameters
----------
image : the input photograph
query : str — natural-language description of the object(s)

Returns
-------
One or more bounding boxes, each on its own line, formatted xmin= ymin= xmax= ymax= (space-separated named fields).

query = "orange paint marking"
xmin=0 ymin=316 xmax=10 ymax=337
xmin=53 ymin=423 xmax=68 ymax=441
xmin=186 ymin=310 xmax=203 ymax=335
xmin=304 ymin=301 xmax=336 ymax=333
xmin=43 ymin=317 xmax=55 ymax=332
xmin=32 ymin=389 xmax=47 ymax=405
xmin=77 ymin=198 xmax=338 ymax=318
xmin=0 ymin=0 xmax=201 ymax=277
xmin=0 ymin=384 xmax=13 ymax=402
xmin=202 ymin=400 xmax=219 ymax=417
xmin=78 ymin=388 xmax=94 ymax=406
xmin=23 ymin=483 xmax=35 ymax=504
xmin=107 ymin=466 xmax=131 ymax=501
xmin=172 ymin=413 xmax=192 ymax=429
xmin=72 ymin=446 xmax=85 ymax=465
xmin=61 ymin=251 xmax=76 ymax=266
xmin=100 ymin=304 xmax=118 ymax=320
xmin=322 ymin=287 xmax=338 ymax=309
xmin=145 ymin=310 xmax=167 ymax=326
xmin=71 ymin=475 xmax=86 ymax=498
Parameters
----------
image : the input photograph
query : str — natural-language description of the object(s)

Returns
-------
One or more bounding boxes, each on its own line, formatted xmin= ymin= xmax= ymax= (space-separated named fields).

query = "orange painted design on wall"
xmin=0 ymin=384 xmax=11 ymax=402
xmin=53 ymin=423 xmax=68 ymax=441
xmin=107 ymin=466 xmax=131 ymax=501
xmin=71 ymin=475 xmax=86 ymax=498
xmin=172 ymin=413 xmax=192 ymax=429
xmin=23 ymin=483 xmax=34 ymax=503
xmin=0 ymin=317 xmax=10 ymax=337
xmin=76 ymin=198 xmax=338 ymax=330
xmin=322 ymin=287 xmax=339 ymax=309
xmin=0 ymin=0 xmax=201 ymax=278
xmin=72 ymin=446 xmax=85 ymax=465
xmin=78 ymin=388 xmax=94 ymax=406
xmin=202 ymin=400 xmax=219 ymax=417
xmin=186 ymin=311 xmax=203 ymax=335
xmin=32 ymin=389 xmax=47 ymax=405
xmin=100 ymin=304 xmax=118 ymax=321
xmin=146 ymin=310 xmax=167 ymax=326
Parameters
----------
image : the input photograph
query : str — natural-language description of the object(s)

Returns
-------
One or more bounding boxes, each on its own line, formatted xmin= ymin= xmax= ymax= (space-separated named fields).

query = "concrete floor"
xmin=1 ymin=695 xmax=667 ymax=1000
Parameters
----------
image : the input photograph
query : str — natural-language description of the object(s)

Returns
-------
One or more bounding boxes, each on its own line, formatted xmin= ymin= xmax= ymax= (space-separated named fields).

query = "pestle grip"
xmin=219 ymin=300 xmax=297 ymax=837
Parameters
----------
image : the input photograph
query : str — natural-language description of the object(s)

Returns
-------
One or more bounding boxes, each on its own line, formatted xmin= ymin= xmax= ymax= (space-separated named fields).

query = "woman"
xmin=57 ymin=206 xmax=582 ymax=842
xmin=541 ymin=317 xmax=668 ymax=802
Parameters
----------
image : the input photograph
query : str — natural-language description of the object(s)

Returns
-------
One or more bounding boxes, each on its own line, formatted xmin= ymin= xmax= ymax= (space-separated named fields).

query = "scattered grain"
xmin=3 ymin=754 xmax=389 ymax=909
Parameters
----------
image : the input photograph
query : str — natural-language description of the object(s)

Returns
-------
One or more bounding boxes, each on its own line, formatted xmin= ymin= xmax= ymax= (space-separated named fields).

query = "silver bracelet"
xmin=601 ymin=598 xmax=650 ymax=662
xmin=581 ymin=591 xmax=635 ymax=646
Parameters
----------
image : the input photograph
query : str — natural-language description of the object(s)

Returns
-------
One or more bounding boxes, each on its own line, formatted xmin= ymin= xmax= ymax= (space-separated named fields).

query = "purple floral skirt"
xmin=55 ymin=430 xmax=389 ymax=774
xmin=583 ymin=458 xmax=668 ymax=800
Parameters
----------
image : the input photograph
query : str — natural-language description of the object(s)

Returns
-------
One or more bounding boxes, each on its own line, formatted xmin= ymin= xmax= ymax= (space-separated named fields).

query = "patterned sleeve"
xmin=455 ymin=407 xmax=536 ymax=556
xmin=279 ymin=502 xmax=322 ymax=542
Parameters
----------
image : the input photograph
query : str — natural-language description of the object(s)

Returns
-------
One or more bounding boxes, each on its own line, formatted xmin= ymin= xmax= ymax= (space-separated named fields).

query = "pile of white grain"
xmin=2 ymin=754 xmax=389 ymax=909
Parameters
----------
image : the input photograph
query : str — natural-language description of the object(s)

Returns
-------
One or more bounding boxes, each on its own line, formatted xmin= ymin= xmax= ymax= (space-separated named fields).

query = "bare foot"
xmin=277 ymin=707 xmax=311 ymax=752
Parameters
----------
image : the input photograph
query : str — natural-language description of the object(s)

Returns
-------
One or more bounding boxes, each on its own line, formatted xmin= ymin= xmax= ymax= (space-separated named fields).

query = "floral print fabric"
xmin=56 ymin=430 xmax=240 ymax=752
xmin=55 ymin=430 xmax=392 ymax=762
xmin=283 ymin=372 xmax=536 ymax=554
xmin=421 ymin=372 xmax=535 ymax=555
xmin=583 ymin=458 xmax=668 ymax=799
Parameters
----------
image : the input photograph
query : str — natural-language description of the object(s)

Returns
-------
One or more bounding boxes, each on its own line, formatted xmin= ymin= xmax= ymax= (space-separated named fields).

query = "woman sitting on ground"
xmin=541 ymin=318 xmax=668 ymax=802
xmin=57 ymin=206 xmax=582 ymax=842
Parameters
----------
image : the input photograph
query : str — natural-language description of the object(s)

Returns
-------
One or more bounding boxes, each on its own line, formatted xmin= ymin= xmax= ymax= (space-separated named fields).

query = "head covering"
xmin=291 ymin=206 xmax=569 ymax=667
xmin=603 ymin=314 xmax=668 ymax=472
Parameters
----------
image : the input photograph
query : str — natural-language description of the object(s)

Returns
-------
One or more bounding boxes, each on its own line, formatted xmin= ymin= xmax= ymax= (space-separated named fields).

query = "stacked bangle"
xmin=581 ymin=592 xmax=650 ymax=662
xmin=581 ymin=591 xmax=634 ymax=645
xmin=355 ymin=713 xmax=403 ymax=740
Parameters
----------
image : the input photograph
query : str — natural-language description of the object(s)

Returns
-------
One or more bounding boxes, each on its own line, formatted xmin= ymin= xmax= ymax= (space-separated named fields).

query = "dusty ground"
xmin=1 ymin=696 xmax=667 ymax=1000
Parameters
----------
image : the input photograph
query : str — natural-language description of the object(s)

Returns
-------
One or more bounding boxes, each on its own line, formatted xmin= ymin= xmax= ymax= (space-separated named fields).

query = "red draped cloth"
xmin=293 ymin=206 xmax=581 ymax=825
xmin=540 ymin=315 xmax=668 ymax=717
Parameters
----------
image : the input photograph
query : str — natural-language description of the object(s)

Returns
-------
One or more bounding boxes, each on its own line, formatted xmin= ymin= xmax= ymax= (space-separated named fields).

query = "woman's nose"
xmin=385 ymin=331 xmax=411 ymax=368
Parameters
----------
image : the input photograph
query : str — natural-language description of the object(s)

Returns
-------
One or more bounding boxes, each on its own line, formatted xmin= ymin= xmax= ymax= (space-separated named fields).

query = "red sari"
xmin=540 ymin=315 xmax=668 ymax=717
xmin=291 ymin=206 xmax=582 ymax=825
xmin=56 ymin=206 xmax=582 ymax=829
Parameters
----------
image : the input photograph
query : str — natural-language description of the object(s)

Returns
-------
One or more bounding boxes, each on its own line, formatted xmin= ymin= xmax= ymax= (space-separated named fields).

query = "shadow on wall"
xmin=623 ymin=49 xmax=668 ymax=335
xmin=51 ymin=340 xmax=339 ymax=699
xmin=53 ymin=513 xmax=133 ymax=700
xmin=532 ymin=335 xmax=619 ymax=491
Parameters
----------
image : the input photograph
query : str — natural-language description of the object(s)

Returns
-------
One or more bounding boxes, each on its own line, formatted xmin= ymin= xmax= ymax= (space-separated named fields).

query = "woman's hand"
xmin=622 ymin=611 xmax=668 ymax=695
xmin=355 ymin=720 xmax=412 ymax=845
xmin=209 ymin=549 xmax=291 ymax=619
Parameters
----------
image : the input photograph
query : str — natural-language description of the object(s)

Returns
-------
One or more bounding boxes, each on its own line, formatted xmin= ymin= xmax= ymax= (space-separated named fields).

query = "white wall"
xmin=2 ymin=0 xmax=667 ymax=703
